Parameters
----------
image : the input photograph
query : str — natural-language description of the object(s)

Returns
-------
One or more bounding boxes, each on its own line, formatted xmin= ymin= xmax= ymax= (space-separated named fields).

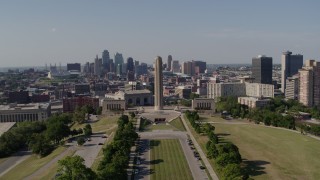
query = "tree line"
xmin=56 ymin=115 xmax=138 ymax=180
xmin=185 ymin=110 xmax=248 ymax=180
xmin=0 ymin=104 xmax=98 ymax=158
xmin=215 ymin=96 xmax=320 ymax=131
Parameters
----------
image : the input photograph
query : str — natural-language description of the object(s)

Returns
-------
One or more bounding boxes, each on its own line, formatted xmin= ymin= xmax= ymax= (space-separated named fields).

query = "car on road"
xmin=102 ymin=135 xmax=107 ymax=138
xmin=98 ymin=143 xmax=103 ymax=145
xmin=200 ymin=165 xmax=206 ymax=170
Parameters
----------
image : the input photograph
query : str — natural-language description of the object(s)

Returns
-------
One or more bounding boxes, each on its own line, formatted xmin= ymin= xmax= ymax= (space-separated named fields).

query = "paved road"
xmin=74 ymin=132 xmax=109 ymax=168
xmin=24 ymin=132 xmax=112 ymax=180
xmin=181 ymin=115 xmax=219 ymax=180
xmin=24 ymin=146 xmax=76 ymax=180
xmin=0 ymin=150 xmax=32 ymax=177
xmin=134 ymin=131 xmax=209 ymax=180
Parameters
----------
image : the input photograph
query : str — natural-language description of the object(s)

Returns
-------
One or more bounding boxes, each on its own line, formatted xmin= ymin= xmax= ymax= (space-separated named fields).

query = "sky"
xmin=0 ymin=0 xmax=320 ymax=67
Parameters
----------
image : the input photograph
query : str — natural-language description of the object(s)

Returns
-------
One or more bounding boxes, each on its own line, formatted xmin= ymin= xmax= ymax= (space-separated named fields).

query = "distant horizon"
xmin=1 ymin=1 xmax=319 ymax=66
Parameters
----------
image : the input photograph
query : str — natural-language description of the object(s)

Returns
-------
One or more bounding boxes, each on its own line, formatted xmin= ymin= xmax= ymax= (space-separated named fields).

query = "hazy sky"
xmin=1 ymin=0 xmax=320 ymax=67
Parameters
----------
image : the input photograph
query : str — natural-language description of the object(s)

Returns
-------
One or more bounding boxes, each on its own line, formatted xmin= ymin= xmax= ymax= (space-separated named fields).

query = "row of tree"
xmin=97 ymin=115 xmax=138 ymax=179
xmin=56 ymin=115 xmax=138 ymax=180
xmin=216 ymin=97 xmax=298 ymax=130
xmin=185 ymin=110 xmax=201 ymax=133
xmin=185 ymin=111 xmax=248 ymax=179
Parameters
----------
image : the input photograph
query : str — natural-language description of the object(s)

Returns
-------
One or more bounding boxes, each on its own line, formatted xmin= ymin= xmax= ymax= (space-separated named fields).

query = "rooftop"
xmin=0 ymin=103 xmax=50 ymax=111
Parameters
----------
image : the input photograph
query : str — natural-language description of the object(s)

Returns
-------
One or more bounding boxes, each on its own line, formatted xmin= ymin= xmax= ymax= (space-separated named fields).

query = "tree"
xmin=190 ymin=93 xmax=199 ymax=100
xmin=72 ymin=106 xmax=85 ymax=124
xmin=57 ymin=155 xmax=96 ymax=180
xmin=129 ymin=112 xmax=136 ymax=119
xmin=83 ymin=124 xmax=92 ymax=136
xmin=46 ymin=116 xmax=70 ymax=144
xmin=29 ymin=133 xmax=53 ymax=157
xmin=77 ymin=137 xmax=85 ymax=146
xmin=222 ymin=163 xmax=243 ymax=180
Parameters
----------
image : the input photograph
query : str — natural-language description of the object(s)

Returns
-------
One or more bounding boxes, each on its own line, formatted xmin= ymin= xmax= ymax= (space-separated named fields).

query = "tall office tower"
xmin=192 ymin=60 xmax=207 ymax=74
xmin=121 ymin=63 xmax=127 ymax=75
xmin=94 ymin=55 xmax=102 ymax=76
xmin=252 ymin=55 xmax=273 ymax=84
xmin=83 ymin=62 xmax=90 ymax=73
xmin=182 ymin=61 xmax=193 ymax=75
xmin=171 ymin=60 xmax=180 ymax=73
xmin=135 ymin=63 xmax=148 ymax=78
xmin=102 ymin=50 xmax=110 ymax=72
xmin=285 ymin=75 xmax=299 ymax=100
xmin=299 ymin=60 xmax=320 ymax=107
xmin=116 ymin=64 xmax=122 ymax=76
xmin=281 ymin=51 xmax=303 ymax=93
xmin=134 ymin=60 xmax=139 ymax=66
xmin=154 ymin=56 xmax=163 ymax=110
xmin=114 ymin=52 xmax=124 ymax=68
xmin=167 ymin=55 xmax=172 ymax=71
xmin=109 ymin=59 xmax=115 ymax=73
xmin=127 ymin=57 xmax=134 ymax=72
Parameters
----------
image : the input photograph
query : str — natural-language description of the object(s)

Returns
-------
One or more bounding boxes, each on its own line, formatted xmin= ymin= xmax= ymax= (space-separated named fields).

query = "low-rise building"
xmin=192 ymin=98 xmax=215 ymax=114
xmin=238 ymin=97 xmax=271 ymax=109
xmin=63 ymin=96 xmax=99 ymax=113
xmin=102 ymin=99 xmax=126 ymax=115
xmin=105 ymin=89 xmax=153 ymax=106
xmin=0 ymin=103 xmax=51 ymax=123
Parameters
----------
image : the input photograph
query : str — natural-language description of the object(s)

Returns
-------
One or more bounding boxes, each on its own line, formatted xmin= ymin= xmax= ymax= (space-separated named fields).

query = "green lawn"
xmin=29 ymin=149 xmax=76 ymax=180
xmin=169 ymin=117 xmax=186 ymax=131
xmin=150 ymin=139 xmax=193 ymax=180
xmin=72 ymin=115 xmax=119 ymax=133
xmin=144 ymin=117 xmax=186 ymax=132
xmin=0 ymin=146 xmax=67 ymax=180
xmin=186 ymin=114 xmax=320 ymax=180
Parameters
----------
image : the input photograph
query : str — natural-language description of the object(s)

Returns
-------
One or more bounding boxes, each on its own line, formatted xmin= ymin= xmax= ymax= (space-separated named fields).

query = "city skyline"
xmin=1 ymin=1 xmax=320 ymax=67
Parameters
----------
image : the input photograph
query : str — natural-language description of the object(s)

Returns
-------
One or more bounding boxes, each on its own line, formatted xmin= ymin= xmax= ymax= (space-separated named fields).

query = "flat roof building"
xmin=0 ymin=103 xmax=51 ymax=123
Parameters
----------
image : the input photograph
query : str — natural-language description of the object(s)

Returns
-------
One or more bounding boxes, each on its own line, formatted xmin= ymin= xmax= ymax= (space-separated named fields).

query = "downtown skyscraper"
xmin=281 ymin=51 xmax=303 ymax=93
xmin=252 ymin=55 xmax=273 ymax=84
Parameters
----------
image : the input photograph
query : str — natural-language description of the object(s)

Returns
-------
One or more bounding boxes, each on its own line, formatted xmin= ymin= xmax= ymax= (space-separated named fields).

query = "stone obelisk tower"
xmin=154 ymin=56 xmax=163 ymax=110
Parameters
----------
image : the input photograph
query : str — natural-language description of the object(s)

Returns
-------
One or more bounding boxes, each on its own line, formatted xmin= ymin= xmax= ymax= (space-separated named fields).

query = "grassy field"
xmin=143 ymin=117 xmax=186 ymax=132
xmin=0 ymin=146 xmax=67 ymax=180
xmin=29 ymin=149 xmax=76 ymax=180
xmin=186 ymin=114 xmax=320 ymax=180
xmin=72 ymin=115 xmax=119 ymax=133
xmin=150 ymin=139 xmax=193 ymax=180
xmin=168 ymin=117 xmax=186 ymax=131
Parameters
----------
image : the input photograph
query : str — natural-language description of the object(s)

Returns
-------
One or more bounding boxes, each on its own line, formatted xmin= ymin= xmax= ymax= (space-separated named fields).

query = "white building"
xmin=238 ymin=97 xmax=271 ymax=109
xmin=0 ymin=103 xmax=51 ymax=123
xmin=207 ymin=82 xmax=246 ymax=99
xmin=245 ymin=83 xmax=274 ymax=98
xmin=207 ymin=82 xmax=274 ymax=99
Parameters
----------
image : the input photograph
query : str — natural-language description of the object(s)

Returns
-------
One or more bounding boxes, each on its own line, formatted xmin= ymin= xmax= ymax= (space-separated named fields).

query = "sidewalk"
xmin=180 ymin=114 xmax=219 ymax=180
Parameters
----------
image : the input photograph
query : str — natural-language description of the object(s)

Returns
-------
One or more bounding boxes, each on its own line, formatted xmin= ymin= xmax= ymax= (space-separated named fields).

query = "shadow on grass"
xmin=216 ymin=133 xmax=230 ymax=136
xmin=150 ymin=140 xmax=161 ymax=147
xmin=217 ymin=136 xmax=230 ymax=144
xmin=242 ymin=159 xmax=269 ymax=177
xmin=149 ymin=159 xmax=164 ymax=165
